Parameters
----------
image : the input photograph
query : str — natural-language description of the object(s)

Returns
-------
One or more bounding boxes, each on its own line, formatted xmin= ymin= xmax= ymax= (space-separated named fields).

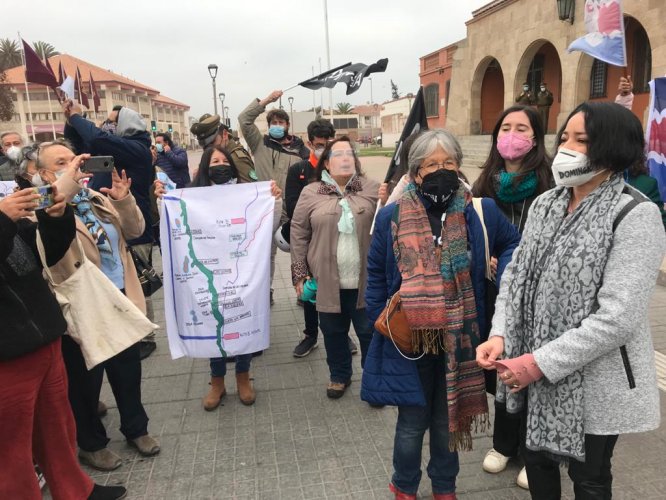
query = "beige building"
xmin=444 ymin=0 xmax=664 ymax=136
xmin=1 ymin=54 xmax=191 ymax=145
xmin=380 ymin=95 xmax=415 ymax=147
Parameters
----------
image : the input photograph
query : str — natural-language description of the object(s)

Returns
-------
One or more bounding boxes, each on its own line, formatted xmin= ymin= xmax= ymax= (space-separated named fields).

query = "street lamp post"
xmin=218 ymin=93 xmax=225 ymax=120
xmin=208 ymin=64 xmax=219 ymax=115
xmin=224 ymin=107 xmax=229 ymax=127
xmin=288 ymin=96 xmax=294 ymax=133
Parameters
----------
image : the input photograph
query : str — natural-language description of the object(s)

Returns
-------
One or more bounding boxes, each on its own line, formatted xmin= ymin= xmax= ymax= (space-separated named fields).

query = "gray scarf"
xmin=498 ymin=173 xmax=623 ymax=462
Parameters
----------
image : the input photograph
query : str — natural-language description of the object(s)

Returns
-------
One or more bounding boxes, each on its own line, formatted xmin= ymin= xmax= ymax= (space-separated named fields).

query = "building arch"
xmin=471 ymin=56 xmax=505 ymax=134
xmin=515 ymin=39 xmax=562 ymax=133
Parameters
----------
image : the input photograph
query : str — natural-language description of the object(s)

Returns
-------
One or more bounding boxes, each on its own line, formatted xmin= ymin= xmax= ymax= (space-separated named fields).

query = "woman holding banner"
xmin=155 ymin=145 xmax=282 ymax=411
xmin=289 ymin=137 xmax=379 ymax=399
xmin=471 ymin=105 xmax=552 ymax=489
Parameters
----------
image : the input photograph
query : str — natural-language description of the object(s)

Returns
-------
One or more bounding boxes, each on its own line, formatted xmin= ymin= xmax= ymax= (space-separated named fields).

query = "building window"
xmin=332 ymin=118 xmax=358 ymax=129
xmin=97 ymin=90 xmax=106 ymax=98
xmin=126 ymin=95 xmax=137 ymax=103
xmin=632 ymin=26 xmax=651 ymax=93
xmin=589 ymin=59 xmax=607 ymax=98
xmin=112 ymin=92 xmax=123 ymax=101
xmin=13 ymin=113 xmax=20 ymax=121
xmin=424 ymin=84 xmax=439 ymax=117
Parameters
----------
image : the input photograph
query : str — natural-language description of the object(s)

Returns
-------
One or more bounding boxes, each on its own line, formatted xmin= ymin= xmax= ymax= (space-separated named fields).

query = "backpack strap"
xmin=613 ymin=185 xmax=647 ymax=232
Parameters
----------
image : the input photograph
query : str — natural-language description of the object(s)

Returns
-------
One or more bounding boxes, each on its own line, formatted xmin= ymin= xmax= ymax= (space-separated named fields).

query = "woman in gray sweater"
xmin=477 ymin=101 xmax=666 ymax=500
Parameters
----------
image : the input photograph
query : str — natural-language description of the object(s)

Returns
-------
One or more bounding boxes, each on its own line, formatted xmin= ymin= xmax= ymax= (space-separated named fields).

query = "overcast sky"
xmin=13 ymin=0 xmax=490 ymax=122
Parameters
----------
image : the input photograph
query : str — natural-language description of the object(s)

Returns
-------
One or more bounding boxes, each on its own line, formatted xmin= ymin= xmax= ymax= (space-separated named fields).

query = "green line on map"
xmin=179 ymin=199 xmax=226 ymax=357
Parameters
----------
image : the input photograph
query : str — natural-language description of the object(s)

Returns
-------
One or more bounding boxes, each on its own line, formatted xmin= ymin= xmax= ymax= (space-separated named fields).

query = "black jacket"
xmin=283 ymin=157 xmax=318 ymax=242
xmin=0 ymin=207 xmax=76 ymax=360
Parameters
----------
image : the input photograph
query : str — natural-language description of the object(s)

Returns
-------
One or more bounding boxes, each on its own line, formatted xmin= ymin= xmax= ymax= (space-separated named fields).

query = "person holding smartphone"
xmin=0 ymin=178 xmax=127 ymax=499
xmin=34 ymin=139 xmax=161 ymax=472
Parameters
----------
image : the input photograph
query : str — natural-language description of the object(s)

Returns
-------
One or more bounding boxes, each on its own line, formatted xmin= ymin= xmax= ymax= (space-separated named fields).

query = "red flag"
xmin=57 ymin=61 xmax=66 ymax=85
xmin=22 ymin=39 xmax=58 ymax=88
xmin=75 ymin=66 xmax=90 ymax=108
xmin=43 ymin=55 xmax=57 ymax=82
xmin=89 ymin=72 xmax=100 ymax=113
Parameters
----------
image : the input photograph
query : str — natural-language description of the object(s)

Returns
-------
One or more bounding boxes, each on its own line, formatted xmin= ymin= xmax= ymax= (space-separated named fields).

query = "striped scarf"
xmin=392 ymin=183 xmax=488 ymax=450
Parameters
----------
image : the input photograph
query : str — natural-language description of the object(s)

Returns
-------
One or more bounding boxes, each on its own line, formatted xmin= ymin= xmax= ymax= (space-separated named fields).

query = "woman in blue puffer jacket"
xmin=361 ymin=130 xmax=520 ymax=500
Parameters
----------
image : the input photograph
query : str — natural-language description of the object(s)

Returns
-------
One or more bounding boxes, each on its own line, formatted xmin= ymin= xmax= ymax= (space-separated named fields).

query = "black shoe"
xmin=348 ymin=337 xmax=358 ymax=355
xmin=270 ymin=288 xmax=275 ymax=306
xmin=138 ymin=341 xmax=156 ymax=360
xmin=368 ymin=402 xmax=385 ymax=409
xmin=88 ymin=484 xmax=127 ymax=500
xmin=293 ymin=335 xmax=318 ymax=358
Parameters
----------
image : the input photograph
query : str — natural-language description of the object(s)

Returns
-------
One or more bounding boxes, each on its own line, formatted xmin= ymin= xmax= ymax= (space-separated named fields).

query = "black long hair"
xmin=473 ymin=105 xmax=552 ymax=198
xmin=556 ymin=101 xmax=646 ymax=175
xmin=190 ymin=145 xmax=238 ymax=187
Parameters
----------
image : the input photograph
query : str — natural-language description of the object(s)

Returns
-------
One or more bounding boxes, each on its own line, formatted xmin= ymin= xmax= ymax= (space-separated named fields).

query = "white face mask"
xmin=31 ymin=172 xmax=45 ymax=187
xmin=551 ymin=148 xmax=606 ymax=187
xmin=313 ymin=147 xmax=325 ymax=160
xmin=6 ymin=145 xmax=21 ymax=162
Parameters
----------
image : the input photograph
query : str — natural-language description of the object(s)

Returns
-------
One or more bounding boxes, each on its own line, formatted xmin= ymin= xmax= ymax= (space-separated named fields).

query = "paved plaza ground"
xmin=59 ymin=248 xmax=665 ymax=500
xmin=44 ymin=153 xmax=666 ymax=499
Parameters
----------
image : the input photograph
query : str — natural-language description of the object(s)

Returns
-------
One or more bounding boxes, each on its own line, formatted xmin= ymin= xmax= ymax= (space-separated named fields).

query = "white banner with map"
xmin=160 ymin=182 xmax=274 ymax=359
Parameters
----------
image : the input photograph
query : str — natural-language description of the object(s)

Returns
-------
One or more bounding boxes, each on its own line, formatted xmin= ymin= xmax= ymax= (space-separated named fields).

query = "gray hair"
xmin=407 ymin=129 xmax=463 ymax=179
xmin=1 ymin=130 xmax=24 ymax=144
xmin=34 ymin=139 xmax=75 ymax=169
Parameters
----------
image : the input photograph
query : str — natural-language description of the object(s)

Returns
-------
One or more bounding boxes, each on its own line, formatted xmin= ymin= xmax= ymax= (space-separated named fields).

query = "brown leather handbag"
xmin=374 ymin=293 xmax=416 ymax=355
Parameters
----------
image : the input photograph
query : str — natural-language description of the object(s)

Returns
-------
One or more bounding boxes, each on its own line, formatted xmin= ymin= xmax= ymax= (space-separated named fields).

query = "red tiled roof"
xmin=3 ymin=54 xmax=160 ymax=94
xmin=152 ymin=94 xmax=189 ymax=109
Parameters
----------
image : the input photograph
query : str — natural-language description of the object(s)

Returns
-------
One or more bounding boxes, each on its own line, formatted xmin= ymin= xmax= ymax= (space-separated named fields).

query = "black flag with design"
xmin=383 ymin=86 xmax=428 ymax=190
xmin=299 ymin=58 xmax=389 ymax=95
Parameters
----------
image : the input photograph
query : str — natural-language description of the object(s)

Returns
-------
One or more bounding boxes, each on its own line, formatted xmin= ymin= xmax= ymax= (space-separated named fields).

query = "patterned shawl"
xmin=392 ymin=183 xmax=488 ymax=451
xmin=498 ymin=174 xmax=623 ymax=462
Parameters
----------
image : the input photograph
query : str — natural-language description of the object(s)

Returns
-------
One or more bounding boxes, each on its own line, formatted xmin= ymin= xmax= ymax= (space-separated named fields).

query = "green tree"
xmin=32 ymin=41 xmax=59 ymax=60
xmin=335 ymin=102 xmax=353 ymax=114
xmin=0 ymin=38 xmax=21 ymax=71
xmin=390 ymin=79 xmax=400 ymax=100
xmin=0 ymin=71 xmax=15 ymax=121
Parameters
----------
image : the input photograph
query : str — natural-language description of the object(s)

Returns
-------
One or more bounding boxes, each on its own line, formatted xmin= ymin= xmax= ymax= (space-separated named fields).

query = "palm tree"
xmin=33 ymin=41 xmax=59 ymax=60
xmin=0 ymin=38 xmax=22 ymax=71
xmin=335 ymin=102 xmax=353 ymax=114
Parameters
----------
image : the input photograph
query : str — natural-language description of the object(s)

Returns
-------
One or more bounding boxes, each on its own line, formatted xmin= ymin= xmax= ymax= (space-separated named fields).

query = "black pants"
xmin=523 ymin=434 xmax=618 ymax=500
xmin=61 ymin=335 xmax=149 ymax=452
xmin=492 ymin=402 xmax=523 ymax=457
xmin=303 ymin=300 xmax=319 ymax=338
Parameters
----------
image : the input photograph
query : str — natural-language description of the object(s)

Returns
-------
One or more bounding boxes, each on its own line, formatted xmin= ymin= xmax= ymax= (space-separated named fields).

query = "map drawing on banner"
xmin=160 ymin=182 xmax=275 ymax=359
xmin=0 ymin=181 xmax=17 ymax=199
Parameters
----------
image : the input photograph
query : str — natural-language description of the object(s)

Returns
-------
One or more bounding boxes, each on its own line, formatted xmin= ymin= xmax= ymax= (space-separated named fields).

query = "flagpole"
xmin=323 ymin=0 xmax=333 ymax=120
xmin=312 ymin=66 xmax=316 ymax=119
xmin=18 ymin=33 xmax=36 ymax=141
xmin=45 ymin=87 xmax=57 ymax=139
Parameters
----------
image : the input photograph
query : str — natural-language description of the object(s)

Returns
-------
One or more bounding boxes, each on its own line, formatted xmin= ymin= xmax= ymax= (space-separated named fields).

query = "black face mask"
xmin=417 ymin=169 xmax=459 ymax=209
xmin=209 ymin=166 xmax=236 ymax=185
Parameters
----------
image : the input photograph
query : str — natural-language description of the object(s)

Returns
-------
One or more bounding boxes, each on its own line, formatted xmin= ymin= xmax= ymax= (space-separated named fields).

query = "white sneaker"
xmin=516 ymin=466 xmax=529 ymax=489
xmin=482 ymin=448 xmax=511 ymax=473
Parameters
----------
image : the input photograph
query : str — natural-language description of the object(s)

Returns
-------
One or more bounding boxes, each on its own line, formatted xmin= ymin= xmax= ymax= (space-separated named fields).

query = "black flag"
xmin=384 ymin=86 xmax=428 ymax=189
xmin=299 ymin=58 xmax=389 ymax=95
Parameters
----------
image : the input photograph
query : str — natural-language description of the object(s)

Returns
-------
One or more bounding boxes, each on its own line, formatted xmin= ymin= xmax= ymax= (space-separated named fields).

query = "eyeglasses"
xmin=418 ymin=159 xmax=457 ymax=175
xmin=328 ymin=150 xmax=356 ymax=159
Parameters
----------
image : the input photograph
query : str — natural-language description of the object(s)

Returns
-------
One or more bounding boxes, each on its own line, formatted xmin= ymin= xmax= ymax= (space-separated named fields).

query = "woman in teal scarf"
xmin=472 ymin=105 xmax=553 ymax=489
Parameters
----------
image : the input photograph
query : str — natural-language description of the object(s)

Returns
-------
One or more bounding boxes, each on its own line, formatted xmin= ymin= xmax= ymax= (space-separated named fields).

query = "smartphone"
xmin=33 ymin=185 xmax=55 ymax=210
xmin=82 ymin=156 xmax=115 ymax=173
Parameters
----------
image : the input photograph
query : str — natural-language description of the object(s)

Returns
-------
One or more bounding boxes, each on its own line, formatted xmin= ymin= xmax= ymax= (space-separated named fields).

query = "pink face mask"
xmin=497 ymin=132 xmax=534 ymax=161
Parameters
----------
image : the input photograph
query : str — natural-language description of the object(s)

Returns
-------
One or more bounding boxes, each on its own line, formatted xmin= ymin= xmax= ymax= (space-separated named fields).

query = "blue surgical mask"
xmin=155 ymin=143 xmax=164 ymax=153
xmin=268 ymin=125 xmax=285 ymax=139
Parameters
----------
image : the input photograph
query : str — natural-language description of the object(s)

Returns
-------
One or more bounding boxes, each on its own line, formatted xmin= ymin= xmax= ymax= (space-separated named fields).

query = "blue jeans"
xmin=209 ymin=354 xmax=252 ymax=377
xmin=392 ymin=353 xmax=459 ymax=495
xmin=317 ymin=289 xmax=373 ymax=383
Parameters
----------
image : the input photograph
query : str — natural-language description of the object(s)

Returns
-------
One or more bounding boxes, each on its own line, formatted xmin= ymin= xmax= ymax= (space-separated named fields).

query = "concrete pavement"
xmin=54 ymin=248 xmax=666 ymax=500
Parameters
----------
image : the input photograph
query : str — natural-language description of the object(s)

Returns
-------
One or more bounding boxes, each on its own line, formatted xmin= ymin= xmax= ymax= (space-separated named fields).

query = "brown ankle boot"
xmin=202 ymin=376 xmax=226 ymax=411
xmin=236 ymin=372 xmax=256 ymax=405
